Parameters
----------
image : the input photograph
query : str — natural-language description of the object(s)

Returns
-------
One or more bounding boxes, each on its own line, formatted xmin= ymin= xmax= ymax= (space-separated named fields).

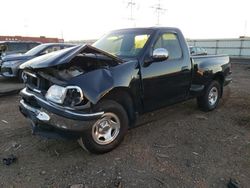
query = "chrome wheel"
xmin=208 ymin=86 xmax=218 ymax=106
xmin=92 ymin=112 xmax=120 ymax=145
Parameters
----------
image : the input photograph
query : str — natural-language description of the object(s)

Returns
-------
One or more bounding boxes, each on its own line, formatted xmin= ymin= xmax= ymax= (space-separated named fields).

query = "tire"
xmin=78 ymin=100 xmax=129 ymax=154
xmin=197 ymin=80 xmax=221 ymax=111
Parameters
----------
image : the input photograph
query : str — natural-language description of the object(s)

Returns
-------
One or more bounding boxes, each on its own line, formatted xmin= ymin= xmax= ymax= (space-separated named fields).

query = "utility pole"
xmin=23 ymin=18 xmax=29 ymax=36
xmin=61 ymin=30 xmax=64 ymax=40
xmin=151 ymin=0 xmax=166 ymax=25
xmin=126 ymin=0 xmax=136 ymax=26
xmin=244 ymin=20 xmax=248 ymax=37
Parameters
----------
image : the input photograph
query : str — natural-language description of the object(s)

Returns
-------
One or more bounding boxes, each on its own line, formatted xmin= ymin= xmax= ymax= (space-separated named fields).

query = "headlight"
xmin=46 ymin=85 xmax=84 ymax=106
xmin=46 ymin=85 xmax=67 ymax=104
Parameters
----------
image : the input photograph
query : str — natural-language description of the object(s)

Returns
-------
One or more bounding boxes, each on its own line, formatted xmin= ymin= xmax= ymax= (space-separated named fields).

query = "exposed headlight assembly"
xmin=63 ymin=86 xmax=84 ymax=106
xmin=46 ymin=85 xmax=67 ymax=104
xmin=46 ymin=85 xmax=84 ymax=106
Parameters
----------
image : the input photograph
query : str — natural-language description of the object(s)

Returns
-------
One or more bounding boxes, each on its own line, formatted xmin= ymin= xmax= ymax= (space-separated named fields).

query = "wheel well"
xmin=213 ymin=73 xmax=224 ymax=97
xmin=101 ymin=88 xmax=136 ymax=126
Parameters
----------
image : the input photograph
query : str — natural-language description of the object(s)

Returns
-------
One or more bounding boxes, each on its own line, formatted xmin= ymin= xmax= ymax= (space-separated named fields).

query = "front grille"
xmin=25 ymin=72 xmax=52 ymax=95
xmin=26 ymin=73 xmax=39 ymax=87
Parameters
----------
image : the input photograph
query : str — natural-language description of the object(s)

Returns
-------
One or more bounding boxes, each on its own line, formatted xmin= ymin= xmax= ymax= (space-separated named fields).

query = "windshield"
xmin=25 ymin=44 xmax=47 ymax=56
xmin=93 ymin=30 xmax=152 ymax=58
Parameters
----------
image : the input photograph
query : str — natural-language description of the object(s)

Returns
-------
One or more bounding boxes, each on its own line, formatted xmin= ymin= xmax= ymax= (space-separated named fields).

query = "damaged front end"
xmin=19 ymin=44 xmax=125 ymax=139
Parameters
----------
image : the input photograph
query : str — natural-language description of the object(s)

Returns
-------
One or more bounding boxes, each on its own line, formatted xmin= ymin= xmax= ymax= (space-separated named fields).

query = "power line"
xmin=151 ymin=0 xmax=166 ymax=25
xmin=126 ymin=0 xmax=136 ymax=26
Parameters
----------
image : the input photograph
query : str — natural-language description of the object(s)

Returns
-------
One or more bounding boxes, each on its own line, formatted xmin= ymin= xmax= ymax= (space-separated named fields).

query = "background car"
xmin=189 ymin=46 xmax=207 ymax=56
xmin=0 ymin=43 xmax=75 ymax=81
xmin=0 ymin=41 xmax=41 ymax=57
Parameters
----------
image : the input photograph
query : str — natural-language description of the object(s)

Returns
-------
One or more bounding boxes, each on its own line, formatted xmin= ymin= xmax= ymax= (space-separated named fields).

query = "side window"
xmin=153 ymin=33 xmax=182 ymax=60
xmin=52 ymin=46 xmax=61 ymax=51
xmin=61 ymin=45 xmax=71 ymax=49
xmin=42 ymin=46 xmax=61 ymax=54
xmin=29 ymin=43 xmax=39 ymax=50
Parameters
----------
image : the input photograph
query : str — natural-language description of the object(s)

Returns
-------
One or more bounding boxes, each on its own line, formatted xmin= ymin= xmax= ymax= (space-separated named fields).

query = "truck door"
xmin=141 ymin=32 xmax=192 ymax=112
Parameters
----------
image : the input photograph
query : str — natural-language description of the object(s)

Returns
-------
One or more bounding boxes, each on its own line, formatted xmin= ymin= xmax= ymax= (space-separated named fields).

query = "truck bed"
xmin=192 ymin=54 xmax=230 ymax=68
xmin=191 ymin=54 xmax=231 ymax=89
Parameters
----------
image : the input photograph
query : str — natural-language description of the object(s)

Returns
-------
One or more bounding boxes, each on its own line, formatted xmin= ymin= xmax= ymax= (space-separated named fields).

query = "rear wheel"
xmin=78 ymin=100 xmax=129 ymax=154
xmin=197 ymin=81 xmax=221 ymax=111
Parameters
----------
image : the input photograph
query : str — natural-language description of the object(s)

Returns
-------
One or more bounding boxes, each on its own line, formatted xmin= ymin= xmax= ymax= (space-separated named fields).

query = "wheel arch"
xmin=99 ymin=87 xmax=137 ymax=127
xmin=213 ymin=72 xmax=224 ymax=97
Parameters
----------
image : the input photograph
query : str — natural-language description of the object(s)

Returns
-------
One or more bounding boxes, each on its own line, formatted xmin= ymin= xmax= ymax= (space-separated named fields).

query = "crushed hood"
xmin=20 ymin=44 xmax=123 ymax=69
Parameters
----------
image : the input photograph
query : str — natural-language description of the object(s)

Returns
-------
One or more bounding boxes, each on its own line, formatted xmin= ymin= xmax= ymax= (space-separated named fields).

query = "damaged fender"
xmin=67 ymin=60 xmax=140 ymax=104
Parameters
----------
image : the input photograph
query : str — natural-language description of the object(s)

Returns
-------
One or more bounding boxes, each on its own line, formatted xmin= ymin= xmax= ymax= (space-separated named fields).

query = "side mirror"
xmin=152 ymin=48 xmax=169 ymax=62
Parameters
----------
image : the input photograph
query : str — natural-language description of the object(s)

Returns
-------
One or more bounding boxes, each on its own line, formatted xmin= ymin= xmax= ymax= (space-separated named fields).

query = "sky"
xmin=1 ymin=0 xmax=250 ymax=41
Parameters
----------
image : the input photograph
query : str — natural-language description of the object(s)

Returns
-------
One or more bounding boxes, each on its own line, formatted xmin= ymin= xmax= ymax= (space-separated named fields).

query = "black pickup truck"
xmin=19 ymin=27 xmax=232 ymax=154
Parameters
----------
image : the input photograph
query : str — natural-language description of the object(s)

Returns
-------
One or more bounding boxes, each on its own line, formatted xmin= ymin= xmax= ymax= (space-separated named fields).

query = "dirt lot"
xmin=0 ymin=63 xmax=250 ymax=188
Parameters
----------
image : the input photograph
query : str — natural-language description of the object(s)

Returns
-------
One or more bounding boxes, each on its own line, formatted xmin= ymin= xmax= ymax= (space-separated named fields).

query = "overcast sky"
xmin=1 ymin=0 xmax=250 ymax=40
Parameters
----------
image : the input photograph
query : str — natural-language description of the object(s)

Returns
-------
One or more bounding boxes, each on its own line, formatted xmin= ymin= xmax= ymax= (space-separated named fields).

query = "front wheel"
xmin=197 ymin=81 xmax=221 ymax=111
xmin=78 ymin=100 xmax=129 ymax=154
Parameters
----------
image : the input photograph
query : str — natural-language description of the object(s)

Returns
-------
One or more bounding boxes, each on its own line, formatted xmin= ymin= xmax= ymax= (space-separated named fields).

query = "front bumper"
xmin=19 ymin=87 xmax=104 ymax=138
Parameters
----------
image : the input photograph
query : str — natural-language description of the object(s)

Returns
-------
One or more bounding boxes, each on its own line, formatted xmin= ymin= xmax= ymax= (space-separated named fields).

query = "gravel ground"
xmin=0 ymin=63 xmax=249 ymax=188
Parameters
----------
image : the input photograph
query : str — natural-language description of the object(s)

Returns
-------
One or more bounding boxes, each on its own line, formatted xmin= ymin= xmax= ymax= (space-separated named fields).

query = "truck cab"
xmin=19 ymin=27 xmax=232 ymax=154
xmin=138 ymin=28 xmax=192 ymax=111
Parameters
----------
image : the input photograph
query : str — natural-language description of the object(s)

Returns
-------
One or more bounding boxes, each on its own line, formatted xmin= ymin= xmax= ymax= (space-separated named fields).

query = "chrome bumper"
xmin=19 ymin=88 xmax=104 ymax=133
xmin=20 ymin=87 xmax=104 ymax=121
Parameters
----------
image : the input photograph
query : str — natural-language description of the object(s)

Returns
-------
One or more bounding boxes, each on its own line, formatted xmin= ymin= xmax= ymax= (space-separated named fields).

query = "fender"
xmin=67 ymin=60 xmax=140 ymax=104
